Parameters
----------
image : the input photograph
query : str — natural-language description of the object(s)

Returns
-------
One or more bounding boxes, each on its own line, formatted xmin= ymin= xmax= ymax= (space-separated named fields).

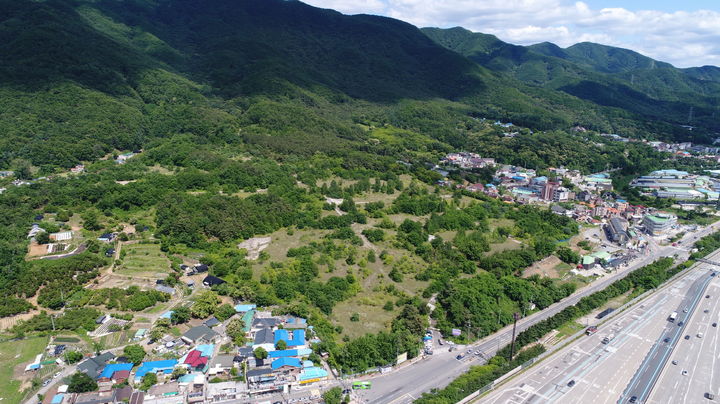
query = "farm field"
xmin=115 ymin=243 xmax=171 ymax=279
xmin=0 ymin=336 xmax=49 ymax=404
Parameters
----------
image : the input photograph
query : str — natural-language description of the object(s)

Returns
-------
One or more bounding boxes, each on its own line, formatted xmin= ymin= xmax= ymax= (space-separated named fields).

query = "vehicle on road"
xmin=707 ymin=295 xmax=711 ymax=298
xmin=438 ymin=339 xmax=444 ymax=345
xmin=685 ymin=335 xmax=691 ymax=340
xmin=567 ymin=380 xmax=575 ymax=387
xmin=682 ymin=370 xmax=688 ymax=376
xmin=705 ymin=309 xmax=710 ymax=313
xmin=706 ymin=392 xmax=715 ymax=400
xmin=672 ymin=360 xmax=678 ymax=365
xmin=713 ymin=323 xmax=717 ymax=328
xmin=456 ymin=354 xmax=464 ymax=360
xmin=669 ymin=312 xmax=678 ymax=322
xmin=629 ymin=396 xmax=637 ymax=403
xmin=663 ymin=337 xmax=670 ymax=343
xmin=602 ymin=334 xmax=615 ymax=344
xmin=683 ymin=307 xmax=689 ymax=313
xmin=697 ymin=333 xmax=704 ymax=338
xmin=342 ymin=389 xmax=351 ymax=395
xmin=352 ymin=381 xmax=371 ymax=390
xmin=585 ymin=326 xmax=598 ymax=335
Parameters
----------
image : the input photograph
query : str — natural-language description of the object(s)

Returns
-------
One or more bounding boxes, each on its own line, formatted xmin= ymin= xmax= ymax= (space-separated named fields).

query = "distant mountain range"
xmin=0 ymin=0 xmax=718 ymax=168
xmin=423 ymin=27 xmax=720 ymax=135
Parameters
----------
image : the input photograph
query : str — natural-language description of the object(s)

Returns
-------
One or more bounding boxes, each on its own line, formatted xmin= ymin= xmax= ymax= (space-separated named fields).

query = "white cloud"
xmin=301 ymin=0 xmax=720 ymax=67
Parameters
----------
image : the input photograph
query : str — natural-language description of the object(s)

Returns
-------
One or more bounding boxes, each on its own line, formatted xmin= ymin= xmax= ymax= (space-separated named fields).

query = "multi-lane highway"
xmin=478 ymin=253 xmax=719 ymax=404
xmin=647 ymin=273 xmax=720 ymax=403
xmin=358 ymin=223 xmax=720 ymax=404
xmin=619 ymin=267 xmax=716 ymax=403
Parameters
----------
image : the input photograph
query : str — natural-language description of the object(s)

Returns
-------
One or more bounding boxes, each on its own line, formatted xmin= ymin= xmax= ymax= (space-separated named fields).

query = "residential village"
xmin=34 ymin=295 xmax=334 ymax=404
xmin=434 ymin=151 xmax=706 ymax=274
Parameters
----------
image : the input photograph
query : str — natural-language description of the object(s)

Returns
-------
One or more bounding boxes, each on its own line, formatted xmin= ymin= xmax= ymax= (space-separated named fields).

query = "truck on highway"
xmin=669 ymin=311 xmax=678 ymax=322
xmin=602 ymin=334 xmax=615 ymax=344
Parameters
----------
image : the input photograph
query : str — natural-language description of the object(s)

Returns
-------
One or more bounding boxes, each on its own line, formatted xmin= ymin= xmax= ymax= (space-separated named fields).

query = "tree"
xmin=64 ymin=350 xmax=83 ymax=364
xmin=383 ymin=301 xmax=395 ymax=311
xmin=254 ymin=347 xmax=268 ymax=360
xmin=556 ymin=246 xmax=580 ymax=264
xmin=149 ymin=327 xmax=165 ymax=342
xmin=322 ymin=387 xmax=343 ymax=404
xmin=123 ymin=344 xmax=146 ymax=365
xmin=35 ymin=232 xmax=50 ymax=245
xmin=68 ymin=372 xmax=97 ymax=393
xmin=139 ymin=373 xmax=157 ymax=391
xmin=170 ymin=306 xmax=191 ymax=325
xmin=171 ymin=367 xmax=187 ymax=379
xmin=275 ymin=339 xmax=288 ymax=351
xmin=215 ymin=303 xmax=236 ymax=322
xmin=191 ymin=290 xmax=220 ymax=318
xmin=350 ymin=313 xmax=360 ymax=322
xmin=226 ymin=318 xmax=246 ymax=345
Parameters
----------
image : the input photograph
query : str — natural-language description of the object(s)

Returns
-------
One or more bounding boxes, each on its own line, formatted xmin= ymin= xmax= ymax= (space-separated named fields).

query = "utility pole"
xmin=509 ymin=312 xmax=520 ymax=361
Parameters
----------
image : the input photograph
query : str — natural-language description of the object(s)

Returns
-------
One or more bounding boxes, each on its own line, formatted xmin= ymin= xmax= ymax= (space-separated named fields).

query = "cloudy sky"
xmin=302 ymin=0 xmax=720 ymax=68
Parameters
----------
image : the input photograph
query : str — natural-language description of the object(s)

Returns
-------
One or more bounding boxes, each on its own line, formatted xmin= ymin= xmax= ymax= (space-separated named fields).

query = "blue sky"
xmin=303 ymin=0 xmax=720 ymax=67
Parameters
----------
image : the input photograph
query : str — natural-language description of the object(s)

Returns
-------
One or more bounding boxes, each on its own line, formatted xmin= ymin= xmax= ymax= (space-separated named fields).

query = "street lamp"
xmin=509 ymin=312 xmax=520 ymax=361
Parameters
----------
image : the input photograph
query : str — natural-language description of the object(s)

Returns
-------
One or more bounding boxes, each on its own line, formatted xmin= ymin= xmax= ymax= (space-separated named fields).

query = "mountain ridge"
xmin=422 ymin=26 xmax=720 ymax=141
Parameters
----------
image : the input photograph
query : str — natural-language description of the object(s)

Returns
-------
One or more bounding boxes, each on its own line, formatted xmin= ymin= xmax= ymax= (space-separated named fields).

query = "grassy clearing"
xmin=556 ymin=321 xmax=584 ymax=338
xmin=332 ymin=293 xmax=398 ymax=339
xmin=0 ymin=336 xmax=48 ymax=404
xmin=487 ymin=238 xmax=524 ymax=255
xmin=115 ymin=243 xmax=171 ymax=278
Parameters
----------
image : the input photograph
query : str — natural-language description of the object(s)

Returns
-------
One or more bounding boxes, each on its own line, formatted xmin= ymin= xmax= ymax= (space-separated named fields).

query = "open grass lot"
xmin=332 ymin=292 xmax=399 ymax=339
xmin=0 ymin=336 xmax=49 ymax=404
xmin=115 ymin=243 xmax=171 ymax=278
xmin=556 ymin=321 xmax=584 ymax=338
xmin=488 ymin=237 xmax=524 ymax=254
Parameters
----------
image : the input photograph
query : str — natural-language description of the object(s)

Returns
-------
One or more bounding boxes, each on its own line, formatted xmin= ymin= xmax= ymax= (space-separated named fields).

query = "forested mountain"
xmin=1 ymin=0 xmax=717 ymax=171
xmin=423 ymin=27 xmax=720 ymax=140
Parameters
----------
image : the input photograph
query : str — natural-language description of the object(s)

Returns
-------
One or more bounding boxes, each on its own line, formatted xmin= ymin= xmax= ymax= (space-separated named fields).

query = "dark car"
xmin=707 ymin=295 xmax=711 ymax=298
xmin=678 ymin=321 xmax=684 ymax=326
xmin=629 ymin=396 xmax=637 ymax=403
xmin=456 ymin=355 xmax=464 ymax=360
xmin=685 ymin=335 xmax=691 ymax=340
xmin=713 ymin=323 xmax=717 ymax=328
xmin=663 ymin=337 xmax=670 ymax=343
xmin=567 ymin=380 xmax=576 ymax=387
xmin=705 ymin=309 xmax=710 ymax=313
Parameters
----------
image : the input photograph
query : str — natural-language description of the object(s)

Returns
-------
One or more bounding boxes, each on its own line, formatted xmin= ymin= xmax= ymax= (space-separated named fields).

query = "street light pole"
xmin=509 ymin=312 xmax=520 ymax=361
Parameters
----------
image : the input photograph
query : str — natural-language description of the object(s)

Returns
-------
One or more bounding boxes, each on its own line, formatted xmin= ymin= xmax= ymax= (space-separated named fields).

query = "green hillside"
xmin=1 ymin=0 xmax=717 ymax=171
xmin=423 ymin=27 xmax=720 ymax=141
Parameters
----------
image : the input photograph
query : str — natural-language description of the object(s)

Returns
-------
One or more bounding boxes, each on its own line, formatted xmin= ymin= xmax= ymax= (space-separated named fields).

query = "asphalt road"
xmin=618 ymin=267 xmax=717 ymax=403
xmin=359 ymin=222 xmax=720 ymax=404
xmin=646 ymin=274 xmax=720 ymax=404
xmin=478 ymin=257 xmax=714 ymax=404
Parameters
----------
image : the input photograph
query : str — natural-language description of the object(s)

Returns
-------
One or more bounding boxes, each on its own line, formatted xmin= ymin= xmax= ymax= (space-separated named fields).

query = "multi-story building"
xmin=642 ymin=213 xmax=677 ymax=236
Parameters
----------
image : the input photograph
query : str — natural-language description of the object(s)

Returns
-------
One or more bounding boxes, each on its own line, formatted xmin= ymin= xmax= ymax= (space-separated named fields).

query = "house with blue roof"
xmin=234 ymin=304 xmax=256 ymax=312
xmin=274 ymin=329 xmax=306 ymax=348
xmin=268 ymin=348 xmax=312 ymax=358
xmin=134 ymin=359 xmax=178 ymax=382
xmin=298 ymin=366 xmax=329 ymax=383
xmin=271 ymin=357 xmax=301 ymax=370
xmin=98 ymin=363 xmax=133 ymax=379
